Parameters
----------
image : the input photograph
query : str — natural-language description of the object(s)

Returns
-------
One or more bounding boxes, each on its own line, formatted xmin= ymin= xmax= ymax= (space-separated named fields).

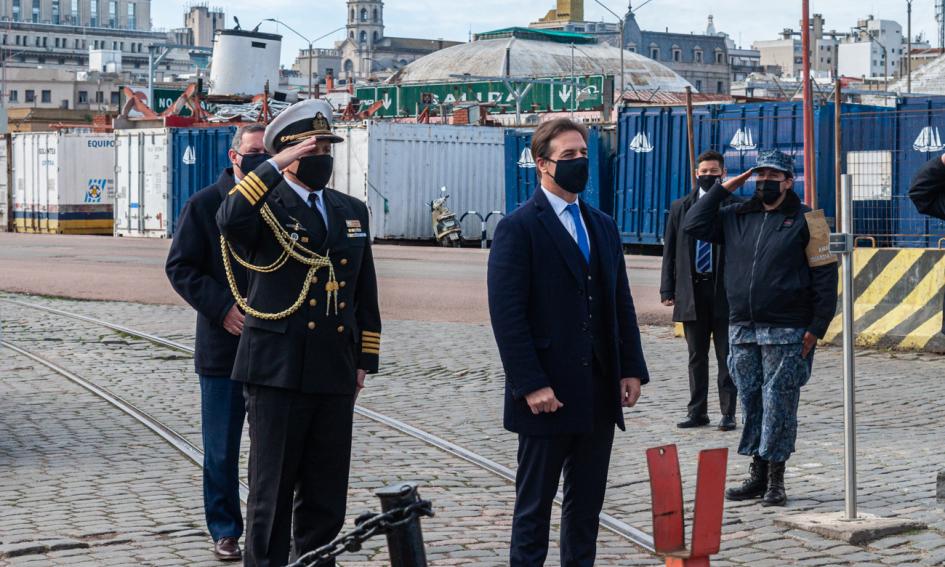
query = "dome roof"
xmin=386 ymin=35 xmax=692 ymax=92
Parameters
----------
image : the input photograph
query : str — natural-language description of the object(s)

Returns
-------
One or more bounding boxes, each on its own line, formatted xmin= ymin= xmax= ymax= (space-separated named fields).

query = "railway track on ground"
xmin=0 ymin=297 xmax=656 ymax=553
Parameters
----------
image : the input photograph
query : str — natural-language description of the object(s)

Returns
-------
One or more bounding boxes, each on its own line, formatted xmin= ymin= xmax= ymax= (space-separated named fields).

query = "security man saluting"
xmin=216 ymin=99 xmax=381 ymax=567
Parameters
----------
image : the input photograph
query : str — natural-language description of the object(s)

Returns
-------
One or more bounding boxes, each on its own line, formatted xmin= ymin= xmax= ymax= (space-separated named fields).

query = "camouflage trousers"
xmin=727 ymin=325 xmax=813 ymax=463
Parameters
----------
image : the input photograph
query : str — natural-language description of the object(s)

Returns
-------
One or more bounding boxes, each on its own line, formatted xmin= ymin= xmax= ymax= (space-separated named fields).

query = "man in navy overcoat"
xmin=488 ymin=118 xmax=649 ymax=567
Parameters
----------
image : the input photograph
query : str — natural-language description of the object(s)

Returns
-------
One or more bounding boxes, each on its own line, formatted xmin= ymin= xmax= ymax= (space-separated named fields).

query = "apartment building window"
xmin=695 ymin=79 xmax=702 ymax=91
xmin=42 ymin=36 xmax=47 ymax=47
xmin=8 ymin=90 xmax=17 ymax=103
xmin=55 ymin=38 xmax=59 ymax=48
xmin=52 ymin=0 xmax=59 ymax=24
xmin=90 ymin=0 xmax=98 ymax=26
xmin=127 ymin=2 xmax=136 ymax=30
xmin=108 ymin=0 xmax=116 ymax=27
xmin=694 ymin=49 xmax=703 ymax=64
xmin=25 ymin=90 xmax=35 ymax=103
xmin=716 ymin=51 xmax=724 ymax=64
xmin=95 ymin=91 xmax=104 ymax=103
xmin=110 ymin=91 xmax=119 ymax=105
xmin=672 ymin=47 xmax=681 ymax=62
xmin=717 ymin=81 xmax=724 ymax=94
xmin=15 ymin=35 xmax=21 ymax=46
xmin=41 ymin=90 xmax=51 ymax=103
xmin=78 ymin=90 xmax=88 ymax=103
xmin=34 ymin=36 xmax=39 ymax=46
xmin=12 ymin=0 xmax=20 ymax=21
xmin=650 ymin=47 xmax=659 ymax=60
xmin=31 ymin=0 xmax=38 ymax=22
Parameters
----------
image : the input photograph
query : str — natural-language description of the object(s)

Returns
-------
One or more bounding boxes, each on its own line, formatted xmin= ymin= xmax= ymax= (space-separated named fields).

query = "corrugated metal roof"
xmin=475 ymin=27 xmax=597 ymax=44
xmin=386 ymin=37 xmax=691 ymax=93
xmin=620 ymin=91 xmax=734 ymax=106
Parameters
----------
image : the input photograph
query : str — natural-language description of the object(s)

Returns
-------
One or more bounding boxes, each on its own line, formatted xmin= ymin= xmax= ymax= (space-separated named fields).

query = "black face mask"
xmin=237 ymin=152 xmax=271 ymax=176
xmin=550 ymin=157 xmax=589 ymax=194
xmin=756 ymin=179 xmax=784 ymax=205
xmin=697 ymin=175 xmax=721 ymax=191
xmin=295 ymin=155 xmax=334 ymax=190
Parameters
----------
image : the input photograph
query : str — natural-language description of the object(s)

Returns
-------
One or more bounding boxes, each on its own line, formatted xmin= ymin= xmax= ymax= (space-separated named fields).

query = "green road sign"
xmin=356 ymin=75 xmax=608 ymax=118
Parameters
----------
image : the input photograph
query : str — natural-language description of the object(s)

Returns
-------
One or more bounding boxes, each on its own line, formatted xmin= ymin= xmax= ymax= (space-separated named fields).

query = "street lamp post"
xmin=265 ymin=20 xmax=345 ymax=99
xmin=592 ymin=0 xmax=624 ymax=105
xmin=907 ymin=0 xmax=913 ymax=93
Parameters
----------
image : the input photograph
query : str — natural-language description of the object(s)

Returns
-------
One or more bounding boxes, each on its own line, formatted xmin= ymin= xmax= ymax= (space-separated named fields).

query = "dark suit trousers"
xmin=683 ymin=277 xmax=737 ymax=418
xmin=243 ymin=384 xmax=354 ymax=567
xmin=510 ymin=373 xmax=615 ymax=567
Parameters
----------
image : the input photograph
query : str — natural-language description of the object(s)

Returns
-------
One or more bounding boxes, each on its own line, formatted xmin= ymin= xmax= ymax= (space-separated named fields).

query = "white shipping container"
xmin=114 ymin=129 xmax=171 ymax=237
xmin=366 ymin=123 xmax=506 ymax=240
xmin=0 ymin=137 xmax=9 ymax=232
xmin=331 ymin=124 xmax=376 ymax=236
xmin=12 ymin=132 xmax=116 ymax=234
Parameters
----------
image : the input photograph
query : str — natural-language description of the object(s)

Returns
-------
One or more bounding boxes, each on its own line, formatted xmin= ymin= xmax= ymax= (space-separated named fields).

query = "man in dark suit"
xmin=488 ymin=118 xmax=649 ymax=567
xmin=216 ymin=99 xmax=381 ymax=567
xmin=660 ymin=150 xmax=739 ymax=431
xmin=164 ymin=124 xmax=264 ymax=561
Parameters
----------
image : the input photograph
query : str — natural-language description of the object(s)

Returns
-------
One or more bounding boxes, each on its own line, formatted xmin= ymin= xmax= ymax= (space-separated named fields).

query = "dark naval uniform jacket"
xmin=165 ymin=167 xmax=247 ymax=377
xmin=215 ymin=161 xmax=381 ymax=394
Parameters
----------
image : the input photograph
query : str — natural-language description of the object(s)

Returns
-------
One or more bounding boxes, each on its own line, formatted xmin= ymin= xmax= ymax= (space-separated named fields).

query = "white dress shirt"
xmin=285 ymin=177 xmax=329 ymax=229
xmin=541 ymin=186 xmax=590 ymax=254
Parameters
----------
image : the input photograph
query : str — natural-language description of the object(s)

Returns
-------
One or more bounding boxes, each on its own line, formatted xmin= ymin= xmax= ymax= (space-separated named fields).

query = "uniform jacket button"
xmin=337 ymin=325 xmax=345 ymax=333
xmin=339 ymin=281 xmax=347 ymax=288
xmin=340 ymin=258 xmax=349 ymax=266
xmin=309 ymin=299 xmax=317 ymax=307
xmin=339 ymin=301 xmax=347 ymax=310
xmin=307 ymin=322 xmax=316 ymax=330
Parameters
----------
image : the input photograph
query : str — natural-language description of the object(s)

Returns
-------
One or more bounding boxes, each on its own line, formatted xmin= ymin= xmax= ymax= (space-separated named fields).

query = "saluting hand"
xmin=525 ymin=387 xmax=564 ymax=415
xmin=271 ymin=136 xmax=322 ymax=171
xmin=722 ymin=169 xmax=753 ymax=193
xmin=620 ymin=378 xmax=642 ymax=408
xmin=222 ymin=304 xmax=245 ymax=336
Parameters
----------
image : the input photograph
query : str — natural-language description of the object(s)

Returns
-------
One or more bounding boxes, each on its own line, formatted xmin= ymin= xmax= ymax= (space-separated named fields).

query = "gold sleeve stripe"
xmin=228 ymin=186 xmax=239 ymax=195
xmin=362 ymin=347 xmax=380 ymax=355
xmin=244 ymin=174 xmax=267 ymax=199
xmin=247 ymin=172 xmax=269 ymax=196
xmin=237 ymin=185 xmax=258 ymax=206
xmin=362 ymin=331 xmax=381 ymax=338
xmin=240 ymin=178 xmax=263 ymax=201
xmin=362 ymin=340 xmax=380 ymax=348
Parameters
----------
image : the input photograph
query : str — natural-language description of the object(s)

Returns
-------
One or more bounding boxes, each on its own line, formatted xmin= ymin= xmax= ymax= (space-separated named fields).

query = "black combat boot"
xmin=725 ymin=456 xmax=768 ymax=501
xmin=762 ymin=461 xmax=787 ymax=507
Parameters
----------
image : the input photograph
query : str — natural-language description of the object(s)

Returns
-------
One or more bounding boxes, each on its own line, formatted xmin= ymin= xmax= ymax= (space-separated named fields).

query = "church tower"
xmin=347 ymin=0 xmax=384 ymax=51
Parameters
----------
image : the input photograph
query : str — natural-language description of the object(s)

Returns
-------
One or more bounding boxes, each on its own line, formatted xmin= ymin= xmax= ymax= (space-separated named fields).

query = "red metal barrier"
xmin=647 ymin=445 xmax=728 ymax=567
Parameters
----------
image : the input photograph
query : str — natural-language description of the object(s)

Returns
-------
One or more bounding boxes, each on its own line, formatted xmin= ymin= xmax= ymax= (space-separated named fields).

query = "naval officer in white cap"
xmin=217 ymin=99 xmax=381 ymax=567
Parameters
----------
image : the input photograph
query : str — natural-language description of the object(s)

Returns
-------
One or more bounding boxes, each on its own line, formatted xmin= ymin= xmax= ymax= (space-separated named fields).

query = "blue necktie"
xmin=565 ymin=203 xmax=590 ymax=264
xmin=696 ymin=239 xmax=712 ymax=273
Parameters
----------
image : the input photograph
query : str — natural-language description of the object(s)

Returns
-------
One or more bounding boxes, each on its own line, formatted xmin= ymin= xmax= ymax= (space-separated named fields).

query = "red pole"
xmin=801 ymin=0 xmax=816 ymax=207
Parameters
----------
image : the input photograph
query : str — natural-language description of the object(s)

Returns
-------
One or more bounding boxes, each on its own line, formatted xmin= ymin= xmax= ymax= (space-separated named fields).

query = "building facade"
xmin=528 ymin=1 xmax=730 ymax=94
xmin=837 ymin=16 xmax=904 ymax=80
xmin=0 ymin=0 xmax=150 ymax=30
xmin=293 ymin=0 xmax=461 ymax=84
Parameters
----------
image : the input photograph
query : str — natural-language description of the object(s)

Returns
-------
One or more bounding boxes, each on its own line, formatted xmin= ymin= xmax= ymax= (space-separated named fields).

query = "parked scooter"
xmin=430 ymin=186 xmax=462 ymax=247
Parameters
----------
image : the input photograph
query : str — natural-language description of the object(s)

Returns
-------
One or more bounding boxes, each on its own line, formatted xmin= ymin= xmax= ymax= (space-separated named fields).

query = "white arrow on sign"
xmin=558 ymin=86 xmax=572 ymax=103
xmin=382 ymin=94 xmax=393 ymax=110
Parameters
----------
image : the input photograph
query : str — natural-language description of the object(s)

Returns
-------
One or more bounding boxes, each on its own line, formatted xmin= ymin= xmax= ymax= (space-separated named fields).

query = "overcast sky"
xmin=151 ymin=0 xmax=939 ymax=67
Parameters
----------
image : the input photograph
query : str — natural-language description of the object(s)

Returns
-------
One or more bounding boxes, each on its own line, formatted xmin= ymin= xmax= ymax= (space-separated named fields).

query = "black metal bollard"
xmin=375 ymin=483 xmax=428 ymax=567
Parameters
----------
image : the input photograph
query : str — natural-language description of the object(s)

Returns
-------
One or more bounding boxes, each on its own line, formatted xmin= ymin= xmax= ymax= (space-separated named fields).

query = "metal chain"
xmin=287 ymin=500 xmax=434 ymax=567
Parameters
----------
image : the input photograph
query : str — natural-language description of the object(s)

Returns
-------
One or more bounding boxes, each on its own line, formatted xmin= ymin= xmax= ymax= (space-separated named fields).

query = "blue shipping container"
xmin=171 ymin=127 xmax=236 ymax=235
xmin=504 ymin=126 xmax=614 ymax=214
xmin=614 ymin=101 xmax=892 ymax=246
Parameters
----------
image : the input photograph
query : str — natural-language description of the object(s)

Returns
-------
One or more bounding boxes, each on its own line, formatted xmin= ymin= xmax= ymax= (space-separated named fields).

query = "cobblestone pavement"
xmin=3 ymin=293 xmax=945 ymax=565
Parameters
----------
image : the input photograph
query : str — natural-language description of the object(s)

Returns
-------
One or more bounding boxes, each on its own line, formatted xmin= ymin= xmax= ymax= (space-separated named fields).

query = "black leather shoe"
xmin=213 ymin=537 xmax=242 ymax=561
xmin=718 ymin=415 xmax=737 ymax=431
xmin=677 ymin=415 xmax=710 ymax=428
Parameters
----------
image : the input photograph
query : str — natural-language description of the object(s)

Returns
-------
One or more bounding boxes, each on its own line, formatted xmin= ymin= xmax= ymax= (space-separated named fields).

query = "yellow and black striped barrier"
xmin=673 ymin=248 xmax=945 ymax=352
xmin=823 ymin=248 xmax=945 ymax=352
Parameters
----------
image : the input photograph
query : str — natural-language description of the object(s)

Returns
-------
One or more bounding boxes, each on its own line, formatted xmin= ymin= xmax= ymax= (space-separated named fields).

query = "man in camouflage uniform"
xmin=683 ymin=150 xmax=838 ymax=507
